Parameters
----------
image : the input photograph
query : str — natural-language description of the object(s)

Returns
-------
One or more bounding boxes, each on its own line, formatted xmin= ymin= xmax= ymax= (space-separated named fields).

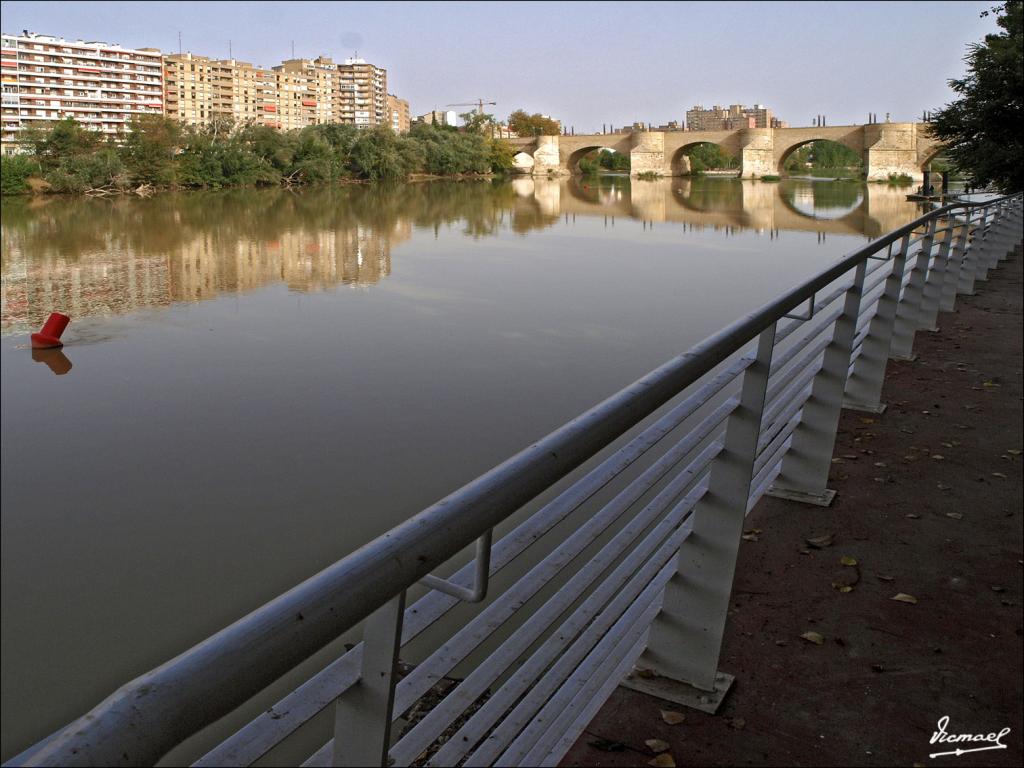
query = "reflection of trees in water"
xmin=672 ymin=177 xmax=745 ymax=211
xmin=0 ymin=182 xmax=567 ymax=333
xmin=0 ymin=181 xmax=554 ymax=264
xmin=779 ymin=179 xmax=864 ymax=217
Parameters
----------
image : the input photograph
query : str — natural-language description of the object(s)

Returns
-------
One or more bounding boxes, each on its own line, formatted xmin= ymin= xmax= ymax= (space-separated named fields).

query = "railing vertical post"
xmin=940 ymin=212 xmax=971 ymax=312
xmin=1002 ymin=202 xmax=1023 ymax=261
xmin=843 ymin=233 xmax=911 ymax=413
xmin=988 ymin=201 xmax=1020 ymax=268
xmin=629 ymin=324 xmax=776 ymax=712
xmin=332 ymin=592 xmax=405 ymax=767
xmin=975 ymin=203 xmax=1004 ymax=279
xmin=960 ymin=206 xmax=991 ymax=294
xmin=890 ymin=218 xmax=936 ymax=360
xmin=767 ymin=260 xmax=866 ymax=506
xmin=1008 ymin=203 xmax=1024 ymax=260
xmin=920 ymin=214 xmax=953 ymax=331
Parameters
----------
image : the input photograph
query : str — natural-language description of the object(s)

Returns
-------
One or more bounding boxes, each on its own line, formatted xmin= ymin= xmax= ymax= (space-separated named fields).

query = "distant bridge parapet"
xmin=507 ymin=123 xmax=943 ymax=182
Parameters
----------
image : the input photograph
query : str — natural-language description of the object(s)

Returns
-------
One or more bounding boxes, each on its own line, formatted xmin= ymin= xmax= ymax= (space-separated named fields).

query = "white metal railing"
xmin=5 ymin=193 xmax=1022 ymax=768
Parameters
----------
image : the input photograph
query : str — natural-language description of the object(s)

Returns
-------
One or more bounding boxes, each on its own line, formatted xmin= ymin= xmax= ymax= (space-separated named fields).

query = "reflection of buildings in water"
xmin=2 ymin=180 xmax=924 ymax=336
xmin=1 ymin=221 xmax=410 ymax=335
xmin=1 ymin=251 xmax=172 ymax=336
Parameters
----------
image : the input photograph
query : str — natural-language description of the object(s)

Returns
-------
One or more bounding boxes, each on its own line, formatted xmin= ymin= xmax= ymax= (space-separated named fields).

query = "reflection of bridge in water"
xmin=508 ymin=177 xmax=925 ymax=239
xmin=1 ymin=179 xmax=925 ymax=335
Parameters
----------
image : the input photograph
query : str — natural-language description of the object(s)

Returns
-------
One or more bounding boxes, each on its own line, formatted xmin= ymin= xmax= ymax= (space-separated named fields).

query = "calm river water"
xmin=0 ymin=176 xmax=926 ymax=761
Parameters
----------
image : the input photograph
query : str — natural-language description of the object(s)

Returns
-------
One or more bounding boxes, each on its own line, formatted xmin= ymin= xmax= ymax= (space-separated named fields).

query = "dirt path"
xmin=563 ymin=250 xmax=1023 ymax=767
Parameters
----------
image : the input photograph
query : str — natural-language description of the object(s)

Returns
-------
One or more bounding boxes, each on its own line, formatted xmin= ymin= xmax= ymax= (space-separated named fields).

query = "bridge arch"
xmin=565 ymin=145 xmax=628 ymax=175
xmin=919 ymin=146 xmax=948 ymax=171
xmin=670 ymin=141 xmax=740 ymax=176
xmin=511 ymin=151 xmax=535 ymax=174
xmin=774 ymin=133 xmax=865 ymax=177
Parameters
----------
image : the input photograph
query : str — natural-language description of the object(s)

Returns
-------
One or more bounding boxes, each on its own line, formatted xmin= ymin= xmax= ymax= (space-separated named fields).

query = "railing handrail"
xmin=9 ymin=193 xmax=1021 ymax=768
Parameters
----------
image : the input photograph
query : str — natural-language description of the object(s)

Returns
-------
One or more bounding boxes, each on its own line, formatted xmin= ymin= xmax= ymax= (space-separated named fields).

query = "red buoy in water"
xmin=31 ymin=312 xmax=71 ymax=349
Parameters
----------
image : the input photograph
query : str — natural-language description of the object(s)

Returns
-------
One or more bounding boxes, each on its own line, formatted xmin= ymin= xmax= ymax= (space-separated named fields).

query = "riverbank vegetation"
xmin=784 ymin=140 xmax=863 ymax=174
xmin=683 ymin=143 xmax=740 ymax=174
xmin=0 ymin=115 xmax=516 ymax=195
xmin=578 ymin=149 xmax=631 ymax=175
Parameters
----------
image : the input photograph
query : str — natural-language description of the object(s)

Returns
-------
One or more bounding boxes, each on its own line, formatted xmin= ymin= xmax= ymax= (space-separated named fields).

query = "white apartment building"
xmin=1 ymin=30 xmax=163 ymax=152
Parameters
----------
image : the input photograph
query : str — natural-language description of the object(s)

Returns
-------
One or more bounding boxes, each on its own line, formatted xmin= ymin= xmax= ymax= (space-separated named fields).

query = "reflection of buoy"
xmin=31 ymin=312 xmax=71 ymax=349
xmin=31 ymin=348 xmax=73 ymax=375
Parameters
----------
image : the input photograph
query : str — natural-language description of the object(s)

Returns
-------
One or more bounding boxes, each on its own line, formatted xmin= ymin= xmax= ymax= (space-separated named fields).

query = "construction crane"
xmin=446 ymin=99 xmax=497 ymax=116
xmin=446 ymin=99 xmax=498 ymax=136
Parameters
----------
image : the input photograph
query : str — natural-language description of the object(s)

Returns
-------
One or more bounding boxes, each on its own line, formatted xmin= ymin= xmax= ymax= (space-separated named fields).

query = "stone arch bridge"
xmin=508 ymin=123 xmax=943 ymax=182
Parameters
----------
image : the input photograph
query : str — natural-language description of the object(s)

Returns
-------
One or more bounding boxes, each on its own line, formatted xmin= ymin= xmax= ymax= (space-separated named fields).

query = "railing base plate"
xmin=764 ymin=486 xmax=836 ymax=507
xmin=890 ymin=353 xmax=918 ymax=362
xmin=842 ymin=401 xmax=888 ymax=414
xmin=620 ymin=669 xmax=734 ymax=714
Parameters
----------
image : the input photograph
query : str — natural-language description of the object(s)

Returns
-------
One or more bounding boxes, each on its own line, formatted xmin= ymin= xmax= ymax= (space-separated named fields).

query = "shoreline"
xmin=2 ymin=171 xmax=503 ymax=199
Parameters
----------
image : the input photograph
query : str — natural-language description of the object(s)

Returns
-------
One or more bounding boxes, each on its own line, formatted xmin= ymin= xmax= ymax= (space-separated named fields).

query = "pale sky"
xmin=0 ymin=1 xmax=1002 ymax=129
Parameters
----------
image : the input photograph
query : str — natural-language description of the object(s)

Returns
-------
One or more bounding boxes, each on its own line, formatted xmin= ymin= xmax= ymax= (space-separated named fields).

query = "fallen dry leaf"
xmin=892 ymin=593 xmax=918 ymax=604
xmin=876 ymin=574 xmax=895 ymax=582
xmin=840 ymin=555 xmax=858 ymax=566
xmin=727 ymin=717 xmax=746 ymax=730
xmin=832 ymin=583 xmax=854 ymax=593
xmin=1008 ymin=449 xmax=1022 ymax=456
xmin=648 ymin=754 xmax=676 ymax=767
xmin=660 ymin=710 xmax=686 ymax=725
xmin=946 ymin=512 xmax=963 ymax=520
xmin=806 ymin=534 xmax=835 ymax=549
xmin=991 ymin=472 xmax=1007 ymax=479
xmin=645 ymin=739 xmax=670 ymax=754
xmin=801 ymin=631 xmax=825 ymax=645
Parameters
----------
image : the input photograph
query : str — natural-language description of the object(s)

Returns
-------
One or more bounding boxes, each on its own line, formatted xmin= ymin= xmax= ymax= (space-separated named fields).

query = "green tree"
xmin=27 ymin=118 xmax=101 ymax=171
xmin=507 ymin=109 xmax=561 ymax=136
xmin=122 ymin=115 xmax=183 ymax=186
xmin=930 ymin=1 xmax=1023 ymax=191
xmin=599 ymin=149 xmax=630 ymax=171
xmin=488 ymin=139 xmax=515 ymax=174
xmin=1 ymin=155 xmax=41 ymax=195
xmin=460 ymin=111 xmax=494 ymax=135
xmin=350 ymin=127 xmax=424 ymax=181
xmin=685 ymin=143 xmax=739 ymax=173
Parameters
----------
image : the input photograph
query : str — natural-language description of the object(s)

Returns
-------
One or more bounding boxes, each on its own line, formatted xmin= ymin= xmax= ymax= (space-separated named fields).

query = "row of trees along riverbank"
xmin=0 ymin=115 xmax=518 ymax=195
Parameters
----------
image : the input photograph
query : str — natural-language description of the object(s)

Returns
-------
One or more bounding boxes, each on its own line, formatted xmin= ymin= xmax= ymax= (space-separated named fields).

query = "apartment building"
xmin=272 ymin=63 xmax=319 ymax=130
xmin=417 ymin=109 xmax=458 ymax=127
xmin=164 ymin=53 xmax=278 ymax=129
xmin=273 ymin=56 xmax=389 ymax=130
xmin=387 ymin=93 xmax=409 ymax=133
xmin=276 ymin=57 xmax=337 ymax=126
xmin=2 ymin=30 xmax=397 ymax=144
xmin=338 ymin=57 xmax=387 ymax=128
xmin=685 ymin=104 xmax=788 ymax=131
xmin=1 ymin=30 xmax=163 ymax=152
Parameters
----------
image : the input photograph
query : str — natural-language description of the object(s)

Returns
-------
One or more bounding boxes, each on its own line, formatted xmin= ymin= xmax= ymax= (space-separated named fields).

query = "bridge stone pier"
xmin=508 ymin=122 xmax=942 ymax=182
